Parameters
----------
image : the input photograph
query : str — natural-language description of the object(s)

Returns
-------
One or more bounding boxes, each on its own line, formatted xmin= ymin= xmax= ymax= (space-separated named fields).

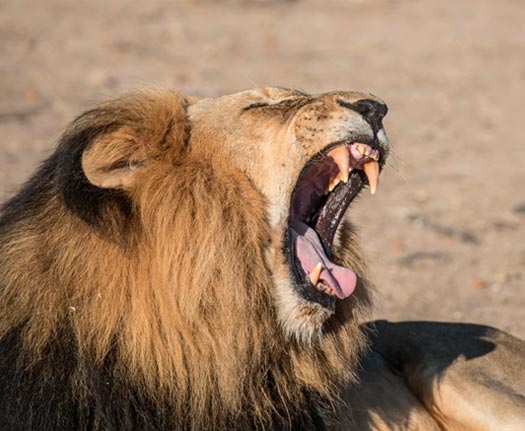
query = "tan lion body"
xmin=0 ymin=87 xmax=523 ymax=430
xmin=347 ymin=321 xmax=525 ymax=430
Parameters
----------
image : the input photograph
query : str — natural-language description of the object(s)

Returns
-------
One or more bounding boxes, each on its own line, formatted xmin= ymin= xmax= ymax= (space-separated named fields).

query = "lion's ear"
xmin=81 ymin=126 xmax=148 ymax=190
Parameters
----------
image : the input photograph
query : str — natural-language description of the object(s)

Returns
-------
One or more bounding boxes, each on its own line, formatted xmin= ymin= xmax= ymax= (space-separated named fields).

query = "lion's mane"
xmin=0 ymin=91 xmax=371 ymax=430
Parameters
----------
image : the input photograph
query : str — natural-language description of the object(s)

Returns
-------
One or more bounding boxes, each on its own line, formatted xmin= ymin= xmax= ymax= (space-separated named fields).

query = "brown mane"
xmin=0 ymin=90 xmax=372 ymax=430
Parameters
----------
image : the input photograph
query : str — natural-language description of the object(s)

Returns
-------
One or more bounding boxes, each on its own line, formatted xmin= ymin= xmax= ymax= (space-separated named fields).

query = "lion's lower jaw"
xmin=273 ymin=277 xmax=334 ymax=344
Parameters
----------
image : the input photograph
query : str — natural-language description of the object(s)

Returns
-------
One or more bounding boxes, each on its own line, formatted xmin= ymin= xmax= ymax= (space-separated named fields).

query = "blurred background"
xmin=1 ymin=0 xmax=524 ymax=337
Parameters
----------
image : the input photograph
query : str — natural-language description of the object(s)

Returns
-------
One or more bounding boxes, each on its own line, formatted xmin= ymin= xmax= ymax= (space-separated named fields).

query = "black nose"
xmin=337 ymin=98 xmax=388 ymax=132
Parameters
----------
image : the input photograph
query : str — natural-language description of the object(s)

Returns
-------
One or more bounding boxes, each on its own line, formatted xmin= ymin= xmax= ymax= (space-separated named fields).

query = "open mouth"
xmin=287 ymin=141 xmax=383 ymax=309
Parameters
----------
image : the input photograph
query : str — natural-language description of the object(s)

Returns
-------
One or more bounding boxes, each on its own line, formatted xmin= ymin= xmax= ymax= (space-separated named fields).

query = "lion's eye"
xmin=243 ymin=102 xmax=269 ymax=111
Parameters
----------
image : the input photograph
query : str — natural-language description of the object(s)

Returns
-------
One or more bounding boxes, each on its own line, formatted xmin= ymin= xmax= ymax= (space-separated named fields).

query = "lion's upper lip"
xmin=288 ymin=141 xmax=384 ymax=305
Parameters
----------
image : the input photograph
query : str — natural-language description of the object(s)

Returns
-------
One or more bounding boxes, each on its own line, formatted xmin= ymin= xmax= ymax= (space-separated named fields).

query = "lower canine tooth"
xmin=309 ymin=262 xmax=323 ymax=285
xmin=363 ymin=160 xmax=380 ymax=194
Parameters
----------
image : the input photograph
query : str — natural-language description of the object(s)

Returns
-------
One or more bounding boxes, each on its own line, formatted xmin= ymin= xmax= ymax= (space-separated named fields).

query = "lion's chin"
xmin=285 ymin=141 xmax=384 ymax=313
xmin=274 ymin=278 xmax=335 ymax=344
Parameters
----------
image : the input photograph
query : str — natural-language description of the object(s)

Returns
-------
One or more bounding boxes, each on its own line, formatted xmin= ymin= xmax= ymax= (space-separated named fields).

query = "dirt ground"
xmin=1 ymin=0 xmax=524 ymax=338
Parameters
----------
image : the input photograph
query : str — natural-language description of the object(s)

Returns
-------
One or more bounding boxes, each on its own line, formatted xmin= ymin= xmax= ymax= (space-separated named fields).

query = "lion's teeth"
xmin=328 ymin=177 xmax=341 ymax=192
xmin=357 ymin=144 xmax=366 ymax=155
xmin=309 ymin=262 xmax=323 ymax=286
xmin=363 ymin=160 xmax=380 ymax=195
xmin=328 ymin=146 xmax=350 ymax=183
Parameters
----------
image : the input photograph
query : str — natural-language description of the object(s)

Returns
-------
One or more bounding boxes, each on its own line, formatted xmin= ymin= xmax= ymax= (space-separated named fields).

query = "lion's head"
xmin=0 ymin=87 xmax=389 ymax=429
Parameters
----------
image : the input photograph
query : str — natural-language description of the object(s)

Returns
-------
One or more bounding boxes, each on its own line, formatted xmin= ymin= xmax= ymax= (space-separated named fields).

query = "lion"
xmin=0 ymin=87 xmax=523 ymax=431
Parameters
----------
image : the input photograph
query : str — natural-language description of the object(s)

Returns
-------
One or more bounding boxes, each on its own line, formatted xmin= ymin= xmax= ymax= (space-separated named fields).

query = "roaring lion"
xmin=0 ymin=87 xmax=523 ymax=431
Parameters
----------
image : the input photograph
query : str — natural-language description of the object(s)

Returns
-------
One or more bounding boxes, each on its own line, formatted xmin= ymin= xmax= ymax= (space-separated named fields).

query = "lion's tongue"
xmin=291 ymin=221 xmax=357 ymax=299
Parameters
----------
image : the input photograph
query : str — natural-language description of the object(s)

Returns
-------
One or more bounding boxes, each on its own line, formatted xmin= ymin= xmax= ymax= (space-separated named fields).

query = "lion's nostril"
xmin=336 ymin=98 xmax=387 ymax=132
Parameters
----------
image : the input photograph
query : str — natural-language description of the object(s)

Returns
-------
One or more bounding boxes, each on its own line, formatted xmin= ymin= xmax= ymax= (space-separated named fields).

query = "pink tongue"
xmin=291 ymin=221 xmax=357 ymax=299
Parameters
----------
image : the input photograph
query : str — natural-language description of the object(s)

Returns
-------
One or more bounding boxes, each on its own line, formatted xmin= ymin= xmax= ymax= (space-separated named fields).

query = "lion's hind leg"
xmin=368 ymin=320 xmax=525 ymax=431
xmin=341 ymin=349 xmax=441 ymax=430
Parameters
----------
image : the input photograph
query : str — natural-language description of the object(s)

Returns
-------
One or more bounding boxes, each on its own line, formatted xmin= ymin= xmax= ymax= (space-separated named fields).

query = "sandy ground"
xmin=1 ymin=0 xmax=524 ymax=338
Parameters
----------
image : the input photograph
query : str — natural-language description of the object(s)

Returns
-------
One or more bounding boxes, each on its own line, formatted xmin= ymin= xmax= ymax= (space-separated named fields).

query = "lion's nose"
xmin=336 ymin=99 xmax=388 ymax=132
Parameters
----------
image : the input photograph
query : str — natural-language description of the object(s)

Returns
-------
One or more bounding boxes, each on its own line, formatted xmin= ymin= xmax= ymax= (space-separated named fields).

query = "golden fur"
xmin=3 ymin=87 xmax=523 ymax=431
xmin=0 ymin=88 xmax=383 ymax=429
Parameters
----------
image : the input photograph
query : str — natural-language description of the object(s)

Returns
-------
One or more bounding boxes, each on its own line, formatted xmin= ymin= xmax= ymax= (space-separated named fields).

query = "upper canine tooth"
xmin=357 ymin=144 xmax=366 ymax=155
xmin=328 ymin=146 xmax=350 ymax=183
xmin=364 ymin=147 xmax=371 ymax=156
xmin=363 ymin=160 xmax=380 ymax=195
xmin=328 ymin=177 xmax=341 ymax=192
xmin=309 ymin=262 xmax=323 ymax=285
